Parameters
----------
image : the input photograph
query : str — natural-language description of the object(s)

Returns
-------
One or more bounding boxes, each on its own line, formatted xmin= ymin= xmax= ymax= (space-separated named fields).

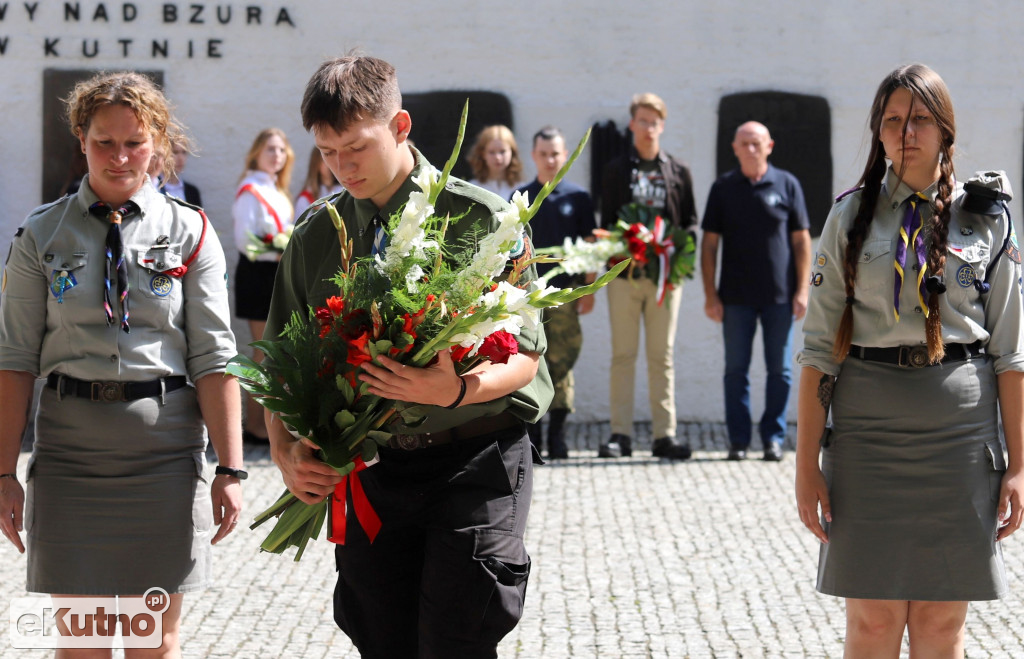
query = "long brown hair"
xmin=239 ymin=127 xmax=295 ymax=198
xmin=299 ymin=146 xmax=337 ymax=195
xmin=833 ymin=63 xmax=956 ymax=364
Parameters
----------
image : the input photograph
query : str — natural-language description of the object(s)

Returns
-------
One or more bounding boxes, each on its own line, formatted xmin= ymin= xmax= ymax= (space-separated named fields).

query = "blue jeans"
xmin=722 ymin=303 xmax=794 ymax=450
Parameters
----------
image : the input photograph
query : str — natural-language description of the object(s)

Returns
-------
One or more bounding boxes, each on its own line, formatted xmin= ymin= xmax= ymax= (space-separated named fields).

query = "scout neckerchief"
xmin=89 ymin=200 xmax=139 ymax=333
xmin=370 ymin=212 xmax=387 ymax=257
xmin=892 ymin=192 xmax=929 ymax=321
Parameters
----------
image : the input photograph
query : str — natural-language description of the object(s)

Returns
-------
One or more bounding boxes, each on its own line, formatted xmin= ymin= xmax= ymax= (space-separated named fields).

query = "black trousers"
xmin=333 ymin=428 xmax=533 ymax=659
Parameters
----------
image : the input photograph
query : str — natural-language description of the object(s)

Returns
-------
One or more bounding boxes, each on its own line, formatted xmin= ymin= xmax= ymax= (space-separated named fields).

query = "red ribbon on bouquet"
xmin=327 ymin=457 xmax=382 ymax=545
xmin=651 ymin=215 xmax=675 ymax=306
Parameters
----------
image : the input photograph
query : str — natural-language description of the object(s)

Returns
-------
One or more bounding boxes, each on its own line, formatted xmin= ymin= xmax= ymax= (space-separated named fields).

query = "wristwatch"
xmin=215 ymin=465 xmax=248 ymax=480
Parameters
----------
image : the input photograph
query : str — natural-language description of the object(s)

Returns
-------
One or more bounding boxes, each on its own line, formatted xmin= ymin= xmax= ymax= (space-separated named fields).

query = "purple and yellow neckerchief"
xmin=892 ymin=192 xmax=930 ymax=321
xmin=89 ymin=200 xmax=138 ymax=333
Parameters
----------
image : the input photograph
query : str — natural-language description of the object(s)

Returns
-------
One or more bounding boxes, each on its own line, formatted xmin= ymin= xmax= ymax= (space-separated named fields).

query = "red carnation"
xmin=477 ymin=330 xmax=519 ymax=365
xmin=449 ymin=344 xmax=473 ymax=362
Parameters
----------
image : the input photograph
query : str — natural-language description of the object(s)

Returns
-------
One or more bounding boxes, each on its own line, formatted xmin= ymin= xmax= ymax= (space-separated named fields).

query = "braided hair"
xmin=832 ymin=64 xmax=956 ymax=364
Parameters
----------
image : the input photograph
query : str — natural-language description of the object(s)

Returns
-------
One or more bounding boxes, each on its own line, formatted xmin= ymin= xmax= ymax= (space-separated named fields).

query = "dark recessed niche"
xmin=716 ymin=91 xmax=832 ymax=236
xmin=402 ymin=91 xmax=513 ymax=182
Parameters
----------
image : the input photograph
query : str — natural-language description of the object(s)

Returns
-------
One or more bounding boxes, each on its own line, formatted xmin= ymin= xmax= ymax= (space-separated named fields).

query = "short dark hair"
xmin=300 ymin=55 xmax=401 ymax=133
xmin=532 ymin=125 xmax=563 ymax=148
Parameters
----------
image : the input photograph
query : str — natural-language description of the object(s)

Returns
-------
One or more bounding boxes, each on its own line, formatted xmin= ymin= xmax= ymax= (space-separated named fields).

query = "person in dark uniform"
xmin=516 ymin=125 xmax=596 ymax=459
xmin=264 ymin=55 xmax=552 ymax=658
xmin=796 ymin=63 xmax=1024 ymax=656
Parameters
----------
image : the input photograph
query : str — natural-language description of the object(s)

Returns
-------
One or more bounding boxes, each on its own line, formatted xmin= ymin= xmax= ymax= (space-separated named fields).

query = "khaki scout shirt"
xmin=0 ymin=176 xmax=236 ymax=381
xmin=265 ymin=148 xmax=552 ymax=433
xmin=799 ymin=168 xmax=1024 ymax=376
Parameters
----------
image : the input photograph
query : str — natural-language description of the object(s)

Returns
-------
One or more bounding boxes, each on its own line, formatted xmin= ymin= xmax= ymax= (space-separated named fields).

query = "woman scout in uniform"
xmin=0 ymin=71 xmax=243 ymax=656
xmin=795 ymin=63 xmax=1024 ymax=656
xmin=232 ymin=127 xmax=295 ymax=443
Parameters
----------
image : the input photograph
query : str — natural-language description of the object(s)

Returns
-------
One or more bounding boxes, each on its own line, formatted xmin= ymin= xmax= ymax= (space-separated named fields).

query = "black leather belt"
xmin=848 ymin=342 xmax=983 ymax=368
xmin=47 ymin=373 xmax=188 ymax=402
xmin=387 ymin=411 xmax=524 ymax=451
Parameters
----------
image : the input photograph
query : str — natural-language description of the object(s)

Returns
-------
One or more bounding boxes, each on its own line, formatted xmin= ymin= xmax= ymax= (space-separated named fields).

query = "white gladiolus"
xmin=413 ymin=165 xmax=438 ymax=196
xmin=404 ymin=265 xmax=424 ymax=293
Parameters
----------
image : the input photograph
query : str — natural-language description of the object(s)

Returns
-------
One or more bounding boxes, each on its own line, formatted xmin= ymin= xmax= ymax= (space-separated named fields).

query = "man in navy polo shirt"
xmin=700 ymin=121 xmax=811 ymax=462
xmin=516 ymin=126 xmax=597 ymax=459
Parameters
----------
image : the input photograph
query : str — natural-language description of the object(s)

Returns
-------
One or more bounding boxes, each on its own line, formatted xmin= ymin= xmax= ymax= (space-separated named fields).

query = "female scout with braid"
xmin=795 ymin=63 xmax=1024 ymax=656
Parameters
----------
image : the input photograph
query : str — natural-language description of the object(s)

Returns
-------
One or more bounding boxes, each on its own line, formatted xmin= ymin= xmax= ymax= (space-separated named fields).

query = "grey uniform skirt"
xmin=818 ymin=355 xmax=1008 ymax=601
xmin=25 ymin=384 xmax=213 ymax=595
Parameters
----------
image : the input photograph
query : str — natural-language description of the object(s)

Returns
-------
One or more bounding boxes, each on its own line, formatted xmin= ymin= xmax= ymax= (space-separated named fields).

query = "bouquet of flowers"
xmin=244 ymin=226 xmax=293 ymax=261
xmin=536 ymin=203 xmax=695 ymax=305
xmin=226 ymin=103 xmax=627 ymax=560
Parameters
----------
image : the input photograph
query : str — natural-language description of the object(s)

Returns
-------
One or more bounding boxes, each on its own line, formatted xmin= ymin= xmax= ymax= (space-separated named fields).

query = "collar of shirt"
xmin=351 ymin=146 xmax=431 ymax=233
xmin=162 ymin=179 xmax=185 ymax=198
xmin=881 ymin=166 xmax=941 ymax=207
xmin=241 ymin=169 xmax=277 ymax=188
xmin=75 ymin=173 xmax=161 ymax=220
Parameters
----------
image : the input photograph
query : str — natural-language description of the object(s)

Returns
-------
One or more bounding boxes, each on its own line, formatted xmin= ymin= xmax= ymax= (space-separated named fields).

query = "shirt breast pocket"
xmin=46 ymin=251 xmax=89 ymax=303
xmin=945 ymin=238 xmax=989 ymax=312
xmin=854 ymin=238 xmax=893 ymax=299
xmin=135 ymin=247 xmax=183 ymax=302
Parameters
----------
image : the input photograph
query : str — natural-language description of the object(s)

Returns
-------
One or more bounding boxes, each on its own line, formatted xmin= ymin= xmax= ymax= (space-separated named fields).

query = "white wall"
xmin=2 ymin=0 xmax=1022 ymax=424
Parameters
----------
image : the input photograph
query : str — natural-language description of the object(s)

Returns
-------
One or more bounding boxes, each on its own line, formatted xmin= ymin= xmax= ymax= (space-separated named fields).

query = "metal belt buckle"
xmin=91 ymin=381 xmax=124 ymax=402
xmin=898 ymin=346 xmax=930 ymax=368
xmin=392 ymin=434 xmax=423 ymax=451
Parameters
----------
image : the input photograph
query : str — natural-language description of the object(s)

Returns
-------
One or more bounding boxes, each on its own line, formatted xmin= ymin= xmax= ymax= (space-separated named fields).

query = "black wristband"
xmin=215 ymin=466 xmax=248 ymax=480
xmin=445 ymin=375 xmax=467 ymax=409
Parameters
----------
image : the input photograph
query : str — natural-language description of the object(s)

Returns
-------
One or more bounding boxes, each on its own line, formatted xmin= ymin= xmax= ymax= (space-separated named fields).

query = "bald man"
xmin=700 ymin=121 xmax=811 ymax=462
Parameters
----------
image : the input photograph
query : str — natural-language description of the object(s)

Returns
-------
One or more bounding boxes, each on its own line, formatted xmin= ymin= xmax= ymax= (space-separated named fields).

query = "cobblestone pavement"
xmin=3 ymin=422 xmax=1023 ymax=658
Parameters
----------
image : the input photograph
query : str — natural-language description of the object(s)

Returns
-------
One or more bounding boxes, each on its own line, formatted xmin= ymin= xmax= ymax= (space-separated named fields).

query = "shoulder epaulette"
xmin=834 ymin=186 xmax=863 ymax=203
xmin=26 ymin=195 xmax=70 ymax=220
xmin=164 ymin=194 xmax=203 ymax=213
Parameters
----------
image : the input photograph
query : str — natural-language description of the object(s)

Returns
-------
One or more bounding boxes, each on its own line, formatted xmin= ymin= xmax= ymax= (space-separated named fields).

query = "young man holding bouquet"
xmin=263 ymin=55 xmax=552 ymax=658
xmin=599 ymin=92 xmax=698 ymax=460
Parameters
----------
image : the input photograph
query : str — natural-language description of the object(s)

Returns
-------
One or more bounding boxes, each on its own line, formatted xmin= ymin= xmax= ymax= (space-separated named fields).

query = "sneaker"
xmin=598 ymin=433 xmax=631 ymax=458
xmin=652 ymin=436 xmax=692 ymax=460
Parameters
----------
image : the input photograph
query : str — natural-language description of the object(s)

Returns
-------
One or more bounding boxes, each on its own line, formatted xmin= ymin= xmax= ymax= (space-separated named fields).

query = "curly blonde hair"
xmin=65 ymin=71 xmax=189 ymax=180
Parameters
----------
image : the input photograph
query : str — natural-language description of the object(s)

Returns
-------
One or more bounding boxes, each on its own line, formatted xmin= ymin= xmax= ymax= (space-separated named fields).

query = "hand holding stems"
xmin=266 ymin=409 xmax=344 ymax=506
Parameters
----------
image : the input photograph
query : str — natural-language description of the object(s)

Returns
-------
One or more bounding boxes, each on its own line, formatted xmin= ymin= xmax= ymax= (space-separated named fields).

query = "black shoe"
xmin=763 ymin=444 xmax=784 ymax=462
xmin=652 ymin=436 xmax=692 ymax=460
xmin=727 ymin=447 xmax=747 ymax=461
xmin=547 ymin=437 xmax=569 ymax=460
xmin=598 ymin=433 xmax=631 ymax=458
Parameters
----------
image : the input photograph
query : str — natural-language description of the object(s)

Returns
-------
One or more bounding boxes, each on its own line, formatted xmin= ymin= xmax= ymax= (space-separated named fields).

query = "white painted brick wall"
xmin=1 ymin=0 xmax=1020 ymax=425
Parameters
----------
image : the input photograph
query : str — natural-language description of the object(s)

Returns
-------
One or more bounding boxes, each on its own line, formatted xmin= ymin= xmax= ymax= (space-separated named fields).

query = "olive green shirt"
xmin=265 ymin=148 xmax=551 ymax=432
